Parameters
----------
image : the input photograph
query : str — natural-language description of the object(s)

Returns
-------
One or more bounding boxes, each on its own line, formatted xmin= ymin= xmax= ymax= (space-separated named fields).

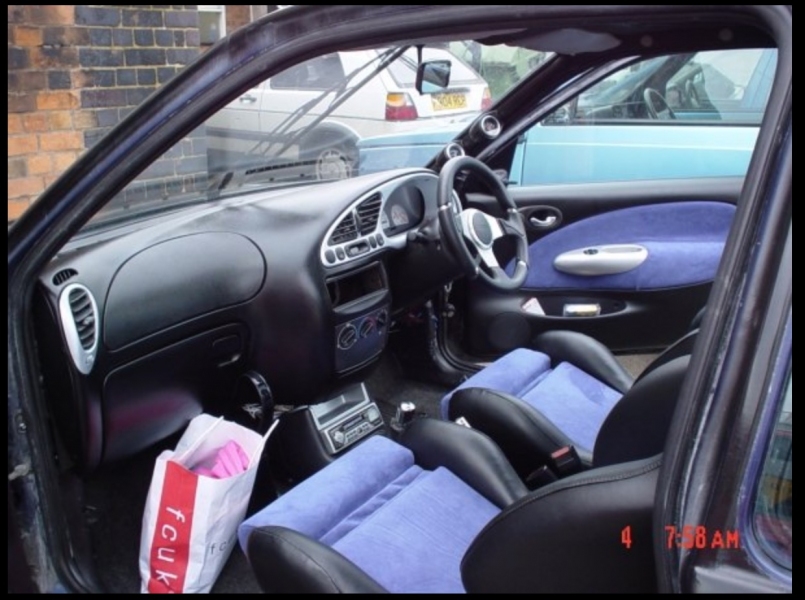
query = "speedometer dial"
xmin=390 ymin=204 xmax=410 ymax=227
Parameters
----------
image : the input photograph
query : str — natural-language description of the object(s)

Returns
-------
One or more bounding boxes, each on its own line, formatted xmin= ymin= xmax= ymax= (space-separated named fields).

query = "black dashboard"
xmin=34 ymin=168 xmax=459 ymax=471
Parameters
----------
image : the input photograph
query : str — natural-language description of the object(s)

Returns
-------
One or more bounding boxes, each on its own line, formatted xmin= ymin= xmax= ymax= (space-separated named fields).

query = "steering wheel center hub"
xmin=470 ymin=211 xmax=494 ymax=248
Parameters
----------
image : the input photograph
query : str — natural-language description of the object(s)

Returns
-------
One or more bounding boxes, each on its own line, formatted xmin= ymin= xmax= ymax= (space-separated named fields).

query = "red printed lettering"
xmin=147 ymin=461 xmax=198 ymax=593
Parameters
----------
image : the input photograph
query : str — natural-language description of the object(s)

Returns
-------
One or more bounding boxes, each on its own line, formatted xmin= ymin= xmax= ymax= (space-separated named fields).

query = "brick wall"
xmin=225 ymin=5 xmax=251 ymax=35
xmin=8 ymin=5 xmax=204 ymax=221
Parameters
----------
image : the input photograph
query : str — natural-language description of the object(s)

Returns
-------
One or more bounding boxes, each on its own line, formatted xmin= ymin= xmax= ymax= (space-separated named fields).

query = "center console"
xmin=271 ymin=383 xmax=386 ymax=480
xmin=267 ymin=264 xmax=391 ymax=480
xmin=327 ymin=262 xmax=390 ymax=374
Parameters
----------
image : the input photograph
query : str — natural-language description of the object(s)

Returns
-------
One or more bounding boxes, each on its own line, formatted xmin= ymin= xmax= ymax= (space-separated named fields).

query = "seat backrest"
xmin=461 ymin=453 xmax=661 ymax=593
xmin=594 ymin=355 xmax=690 ymax=467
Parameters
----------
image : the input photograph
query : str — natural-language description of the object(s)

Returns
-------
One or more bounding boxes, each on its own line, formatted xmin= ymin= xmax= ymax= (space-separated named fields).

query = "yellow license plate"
xmin=431 ymin=92 xmax=467 ymax=111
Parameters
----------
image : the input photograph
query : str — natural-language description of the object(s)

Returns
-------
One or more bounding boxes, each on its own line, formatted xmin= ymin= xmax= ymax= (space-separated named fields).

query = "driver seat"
xmin=440 ymin=325 xmax=699 ymax=479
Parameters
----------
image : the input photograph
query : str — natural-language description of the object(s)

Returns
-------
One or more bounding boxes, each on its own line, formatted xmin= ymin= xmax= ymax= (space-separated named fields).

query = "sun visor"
xmin=503 ymin=28 xmax=621 ymax=55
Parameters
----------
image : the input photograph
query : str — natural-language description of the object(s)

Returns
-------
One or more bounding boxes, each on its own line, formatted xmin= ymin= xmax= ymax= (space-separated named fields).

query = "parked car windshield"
xmin=85 ymin=40 xmax=549 ymax=230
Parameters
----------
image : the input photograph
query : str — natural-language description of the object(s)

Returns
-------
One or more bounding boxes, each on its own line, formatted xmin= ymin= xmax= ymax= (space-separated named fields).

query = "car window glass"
xmin=510 ymin=48 xmax=777 ymax=186
xmin=83 ymin=40 xmax=546 ymax=231
xmin=752 ymin=373 xmax=792 ymax=570
xmin=554 ymin=48 xmax=776 ymax=124
xmin=270 ymin=53 xmax=346 ymax=90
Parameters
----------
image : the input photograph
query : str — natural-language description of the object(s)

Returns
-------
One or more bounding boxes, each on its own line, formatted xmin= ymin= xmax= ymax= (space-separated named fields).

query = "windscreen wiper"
xmin=257 ymin=45 xmax=409 ymax=159
xmin=212 ymin=46 xmax=409 ymax=193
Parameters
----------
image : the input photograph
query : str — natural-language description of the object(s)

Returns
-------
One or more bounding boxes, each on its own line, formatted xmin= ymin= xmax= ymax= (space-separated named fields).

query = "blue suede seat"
xmin=239 ymin=435 xmax=500 ymax=593
xmin=441 ymin=348 xmax=622 ymax=454
xmin=440 ymin=327 xmax=698 ymax=479
xmin=241 ymin=412 xmax=671 ymax=593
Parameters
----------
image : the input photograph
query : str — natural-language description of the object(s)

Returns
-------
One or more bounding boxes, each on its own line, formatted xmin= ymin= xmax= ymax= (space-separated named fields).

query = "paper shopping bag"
xmin=139 ymin=414 xmax=270 ymax=593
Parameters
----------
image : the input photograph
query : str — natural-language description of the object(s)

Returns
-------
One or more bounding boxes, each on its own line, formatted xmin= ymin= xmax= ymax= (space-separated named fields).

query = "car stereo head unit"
xmin=308 ymin=383 xmax=384 ymax=454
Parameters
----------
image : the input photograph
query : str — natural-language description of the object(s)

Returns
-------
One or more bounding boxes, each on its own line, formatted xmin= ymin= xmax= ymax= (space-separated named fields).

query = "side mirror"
xmin=415 ymin=59 xmax=452 ymax=95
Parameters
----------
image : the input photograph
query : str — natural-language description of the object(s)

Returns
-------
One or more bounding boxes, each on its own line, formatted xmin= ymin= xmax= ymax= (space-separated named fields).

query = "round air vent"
xmin=444 ymin=142 xmax=465 ymax=160
xmin=58 ymin=283 xmax=99 ymax=374
xmin=478 ymin=114 xmax=502 ymax=139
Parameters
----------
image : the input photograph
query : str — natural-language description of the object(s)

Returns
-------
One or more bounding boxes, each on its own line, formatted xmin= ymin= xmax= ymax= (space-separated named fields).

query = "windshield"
xmin=86 ymin=40 xmax=548 ymax=229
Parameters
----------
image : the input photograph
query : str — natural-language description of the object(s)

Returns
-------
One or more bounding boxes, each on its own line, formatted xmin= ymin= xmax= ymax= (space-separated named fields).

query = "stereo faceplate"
xmin=309 ymin=383 xmax=384 ymax=454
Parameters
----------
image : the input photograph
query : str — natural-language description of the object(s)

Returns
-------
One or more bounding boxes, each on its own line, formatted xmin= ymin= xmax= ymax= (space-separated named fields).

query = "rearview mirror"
xmin=416 ymin=59 xmax=452 ymax=94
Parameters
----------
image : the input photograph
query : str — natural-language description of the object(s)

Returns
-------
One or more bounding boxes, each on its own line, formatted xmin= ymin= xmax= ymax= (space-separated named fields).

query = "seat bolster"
xmin=448 ymin=387 xmax=588 ymax=477
xmin=534 ymin=331 xmax=634 ymax=394
xmin=461 ymin=456 xmax=661 ymax=594
xmin=400 ymin=418 xmax=528 ymax=508
xmin=593 ymin=356 xmax=690 ymax=467
xmin=247 ymin=526 xmax=388 ymax=594
xmin=440 ymin=348 xmax=551 ymax=418
xmin=637 ymin=329 xmax=697 ymax=382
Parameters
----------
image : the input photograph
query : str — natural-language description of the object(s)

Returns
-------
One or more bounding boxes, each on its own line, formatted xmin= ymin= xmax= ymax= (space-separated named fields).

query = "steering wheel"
xmin=643 ymin=87 xmax=676 ymax=120
xmin=684 ymin=79 xmax=701 ymax=108
xmin=438 ymin=156 xmax=529 ymax=291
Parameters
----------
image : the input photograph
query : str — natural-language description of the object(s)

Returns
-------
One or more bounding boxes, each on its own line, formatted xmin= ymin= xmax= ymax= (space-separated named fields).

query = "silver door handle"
xmin=554 ymin=244 xmax=648 ymax=276
xmin=529 ymin=215 xmax=557 ymax=227
xmin=239 ymin=93 xmax=257 ymax=103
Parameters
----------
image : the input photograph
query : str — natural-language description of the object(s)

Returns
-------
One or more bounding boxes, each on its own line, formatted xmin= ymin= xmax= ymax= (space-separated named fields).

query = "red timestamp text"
xmin=665 ymin=525 xmax=740 ymax=549
xmin=619 ymin=525 xmax=741 ymax=550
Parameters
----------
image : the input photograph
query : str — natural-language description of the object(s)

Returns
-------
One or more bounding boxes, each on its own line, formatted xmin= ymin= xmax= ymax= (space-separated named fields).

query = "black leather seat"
xmin=239 ymin=406 xmax=668 ymax=593
xmin=440 ymin=328 xmax=697 ymax=478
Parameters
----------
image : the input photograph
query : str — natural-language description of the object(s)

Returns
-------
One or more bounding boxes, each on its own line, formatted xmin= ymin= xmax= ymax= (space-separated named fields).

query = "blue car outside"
xmin=359 ymin=49 xmax=776 ymax=185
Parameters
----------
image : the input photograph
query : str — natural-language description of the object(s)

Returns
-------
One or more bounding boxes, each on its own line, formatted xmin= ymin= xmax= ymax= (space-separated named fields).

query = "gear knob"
xmin=390 ymin=401 xmax=417 ymax=438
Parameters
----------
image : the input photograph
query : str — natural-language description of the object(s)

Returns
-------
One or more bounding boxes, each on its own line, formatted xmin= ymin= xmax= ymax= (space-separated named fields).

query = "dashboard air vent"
xmin=70 ymin=289 xmax=95 ymax=350
xmin=58 ymin=283 xmax=99 ymax=374
xmin=52 ymin=268 xmax=78 ymax=286
xmin=355 ymin=193 xmax=383 ymax=235
xmin=329 ymin=212 xmax=359 ymax=245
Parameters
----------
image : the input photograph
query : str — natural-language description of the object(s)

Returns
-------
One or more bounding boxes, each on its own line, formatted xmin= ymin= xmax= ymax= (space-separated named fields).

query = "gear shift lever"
xmin=390 ymin=401 xmax=416 ymax=438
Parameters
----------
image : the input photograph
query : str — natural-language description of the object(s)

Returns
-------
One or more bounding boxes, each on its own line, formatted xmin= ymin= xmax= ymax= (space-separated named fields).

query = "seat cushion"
xmin=442 ymin=349 xmax=622 ymax=453
xmin=519 ymin=362 xmax=621 ymax=452
xmin=240 ymin=435 xmax=500 ymax=593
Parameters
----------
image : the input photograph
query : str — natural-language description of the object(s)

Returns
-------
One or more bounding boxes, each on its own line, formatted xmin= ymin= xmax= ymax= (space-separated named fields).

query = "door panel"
xmin=520 ymin=201 xmax=734 ymax=291
xmin=460 ymin=47 xmax=773 ymax=357
xmin=462 ymin=177 xmax=741 ymax=355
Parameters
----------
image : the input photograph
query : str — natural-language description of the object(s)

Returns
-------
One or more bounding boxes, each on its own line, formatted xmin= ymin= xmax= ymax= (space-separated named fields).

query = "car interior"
xmin=15 ymin=6 xmax=789 ymax=594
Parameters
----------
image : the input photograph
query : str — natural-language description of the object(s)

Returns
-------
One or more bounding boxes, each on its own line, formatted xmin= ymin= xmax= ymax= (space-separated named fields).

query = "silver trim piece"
xmin=478 ymin=114 xmax=502 ymax=139
xmin=563 ymin=303 xmax=602 ymax=317
xmin=444 ymin=142 xmax=465 ymax=160
xmin=309 ymin=384 xmax=383 ymax=455
xmin=529 ymin=214 xmax=557 ymax=227
xmin=58 ymin=283 xmax=100 ymax=375
xmin=320 ymin=172 xmax=438 ymax=267
xmin=554 ymin=244 xmax=649 ymax=276
xmin=460 ymin=208 xmax=504 ymax=269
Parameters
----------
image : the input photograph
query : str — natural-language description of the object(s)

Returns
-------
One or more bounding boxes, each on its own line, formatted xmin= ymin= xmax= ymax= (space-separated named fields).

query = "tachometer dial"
xmin=390 ymin=204 xmax=410 ymax=227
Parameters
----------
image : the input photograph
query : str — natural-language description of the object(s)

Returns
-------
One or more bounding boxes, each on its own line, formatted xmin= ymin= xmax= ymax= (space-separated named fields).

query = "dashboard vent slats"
xmin=59 ymin=284 xmax=99 ymax=374
xmin=355 ymin=193 xmax=383 ymax=235
xmin=69 ymin=288 xmax=96 ymax=350
xmin=329 ymin=212 xmax=359 ymax=245
xmin=52 ymin=268 xmax=78 ymax=286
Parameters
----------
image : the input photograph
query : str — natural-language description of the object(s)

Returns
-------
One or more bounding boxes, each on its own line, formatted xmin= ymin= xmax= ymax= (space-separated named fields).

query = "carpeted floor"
xmin=617 ymin=353 xmax=657 ymax=378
